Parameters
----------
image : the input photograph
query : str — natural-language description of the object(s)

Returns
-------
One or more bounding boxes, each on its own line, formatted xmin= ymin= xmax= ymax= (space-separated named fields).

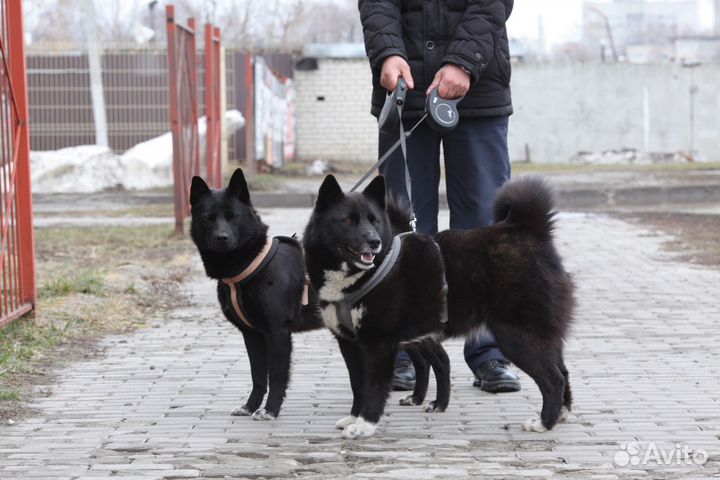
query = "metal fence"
xmin=27 ymin=48 xmax=170 ymax=152
xmin=25 ymin=46 xmax=294 ymax=167
xmin=166 ymin=5 xmax=201 ymax=235
xmin=1 ymin=0 xmax=36 ymax=327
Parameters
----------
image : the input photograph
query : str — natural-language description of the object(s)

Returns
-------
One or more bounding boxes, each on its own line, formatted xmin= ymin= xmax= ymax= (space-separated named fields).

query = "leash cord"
xmin=350 ymin=113 xmax=427 ymax=194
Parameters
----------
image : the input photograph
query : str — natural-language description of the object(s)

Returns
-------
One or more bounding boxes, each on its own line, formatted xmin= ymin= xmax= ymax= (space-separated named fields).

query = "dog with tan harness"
xmin=189 ymin=168 xmax=322 ymax=420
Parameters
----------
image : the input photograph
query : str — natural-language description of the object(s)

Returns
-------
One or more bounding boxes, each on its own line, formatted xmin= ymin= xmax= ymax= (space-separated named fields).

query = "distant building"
xmin=583 ymin=0 xmax=701 ymax=61
xmin=674 ymin=36 xmax=720 ymax=63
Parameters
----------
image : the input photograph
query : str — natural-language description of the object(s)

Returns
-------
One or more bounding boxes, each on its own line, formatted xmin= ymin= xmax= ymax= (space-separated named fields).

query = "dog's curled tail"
xmin=493 ymin=176 xmax=556 ymax=239
xmin=386 ymin=194 xmax=414 ymax=235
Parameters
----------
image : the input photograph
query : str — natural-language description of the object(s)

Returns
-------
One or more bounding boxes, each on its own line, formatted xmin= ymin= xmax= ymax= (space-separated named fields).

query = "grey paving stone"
xmin=1 ymin=211 xmax=719 ymax=479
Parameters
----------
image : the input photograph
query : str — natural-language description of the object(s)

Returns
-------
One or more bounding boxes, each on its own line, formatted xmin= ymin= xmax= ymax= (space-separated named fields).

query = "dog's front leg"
xmin=335 ymin=336 xmax=365 ymax=430
xmin=341 ymin=343 xmax=396 ymax=439
xmin=253 ymin=327 xmax=292 ymax=420
xmin=232 ymin=329 xmax=268 ymax=417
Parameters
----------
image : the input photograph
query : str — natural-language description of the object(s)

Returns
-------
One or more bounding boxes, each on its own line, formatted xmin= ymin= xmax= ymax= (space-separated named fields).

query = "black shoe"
xmin=392 ymin=358 xmax=416 ymax=391
xmin=473 ymin=359 xmax=521 ymax=393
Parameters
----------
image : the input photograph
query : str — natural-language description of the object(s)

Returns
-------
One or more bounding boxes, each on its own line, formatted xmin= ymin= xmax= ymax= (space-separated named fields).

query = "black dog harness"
xmin=221 ymin=236 xmax=309 ymax=330
xmin=329 ymin=232 xmax=448 ymax=339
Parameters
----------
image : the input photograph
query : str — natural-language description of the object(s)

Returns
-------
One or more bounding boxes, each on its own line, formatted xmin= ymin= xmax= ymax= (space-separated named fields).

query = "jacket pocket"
xmin=493 ymin=30 xmax=511 ymax=86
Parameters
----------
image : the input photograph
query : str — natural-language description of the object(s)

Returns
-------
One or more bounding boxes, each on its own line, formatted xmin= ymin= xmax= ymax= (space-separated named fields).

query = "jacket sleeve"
xmin=358 ymin=0 xmax=407 ymax=73
xmin=442 ymin=0 xmax=509 ymax=85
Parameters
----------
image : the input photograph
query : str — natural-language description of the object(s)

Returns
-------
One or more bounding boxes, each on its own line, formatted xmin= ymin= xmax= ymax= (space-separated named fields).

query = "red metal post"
xmin=204 ymin=23 xmax=222 ymax=189
xmin=166 ymin=5 xmax=199 ymax=236
xmin=166 ymin=4 xmax=184 ymax=236
xmin=188 ymin=17 xmax=200 ymax=182
xmin=244 ymin=55 xmax=255 ymax=175
xmin=1 ymin=0 xmax=36 ymax=326
xmin=8 ymin=0 xmax=35 ymax=310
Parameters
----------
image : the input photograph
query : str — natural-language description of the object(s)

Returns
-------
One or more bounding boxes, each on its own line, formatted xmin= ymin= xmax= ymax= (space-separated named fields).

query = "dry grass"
xmin=0 ymin=224 xmax=196 ymax=421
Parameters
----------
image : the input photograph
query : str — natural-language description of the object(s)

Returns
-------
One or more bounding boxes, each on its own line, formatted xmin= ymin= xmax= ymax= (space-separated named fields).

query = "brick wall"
xmin=294 ymin=58 xmax=378 ymax=164
xmin=294 ymin=59 xmax=720 ymax=164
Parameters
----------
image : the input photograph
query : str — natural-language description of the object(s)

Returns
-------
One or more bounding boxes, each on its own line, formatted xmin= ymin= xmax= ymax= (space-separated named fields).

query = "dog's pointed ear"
xmin=316 ymin=174 xmax=344 ymax=211
xmin=228 ymin=168 xmax=251 ymax=205
xmin=362 ymin=175 xmax=386 ymax=210
xmin=190 ymin=176 xmax=210 ymax=206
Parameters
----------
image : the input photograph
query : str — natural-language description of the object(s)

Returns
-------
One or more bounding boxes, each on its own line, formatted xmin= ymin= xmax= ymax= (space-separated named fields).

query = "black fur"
xmin=437 ymin=176 xmax=575 ymax=431
xmin=190 ymin=168 xmax=322 ymax=420
xmin=304 ymin=174 xmax=575 ymax=437
xmin=304 ymin=176 xmax=452 ymax=438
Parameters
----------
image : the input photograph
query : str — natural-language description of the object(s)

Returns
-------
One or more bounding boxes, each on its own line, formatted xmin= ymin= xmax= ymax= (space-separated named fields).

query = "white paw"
xmin=231 ymin=405 xmax=253 ymax=416
xmin=341 ymin=417 xmax=376 ymax=439
xmin=399 ymin=395 xmax=420 ymax=406
xmin=522 ymin=417 xmax=547 ymax=432
xmin=422 ymin=401 xmax=442 ymax=413
xmin=251 ymin=408 xmax=276 ymax=421
xmin=335 ymin=415 xmax=357 ymax=430
xmin=558 ymin=406 xmax=571 ymax=422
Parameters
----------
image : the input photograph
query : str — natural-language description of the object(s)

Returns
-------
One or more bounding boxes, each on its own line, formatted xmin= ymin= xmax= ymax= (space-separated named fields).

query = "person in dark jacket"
xmin=359 ymin=0 xmax=521 ymax=393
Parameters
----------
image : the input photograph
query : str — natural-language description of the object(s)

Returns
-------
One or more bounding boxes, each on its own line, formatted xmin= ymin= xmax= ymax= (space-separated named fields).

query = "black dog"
xmin=190 ymin=168 xmax=321 ymax=420
xmin=303 ymin=174 xmax=574 ymax=439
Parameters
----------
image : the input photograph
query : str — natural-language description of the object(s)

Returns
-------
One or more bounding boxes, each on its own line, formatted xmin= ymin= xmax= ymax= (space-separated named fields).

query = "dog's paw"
xmin=341 ymin=417 xmax=376 ymax=439
xmin=399 ymin=395 xmax=421 ymax=406
xmin=335 ymin=415 xmax=357 ymax=430
xmin=231 ymin=405 xmax=253 ymax=416
xmin=422 ymin=401 xmax=445 ymax=413
xmin=521 ymin=417 xmax=547 ymax=432
xmin=251 ymin=408 xmax=276 ymax=421
xmin=559 ymin=406 xmax=571 ymax=422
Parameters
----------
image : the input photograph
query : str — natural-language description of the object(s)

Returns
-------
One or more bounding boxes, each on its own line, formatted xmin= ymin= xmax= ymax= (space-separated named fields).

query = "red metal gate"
xmin=204 ymin=24 xmax=222 ymax=190
xmin=1 ymin=0 xmax=36 ymax=327
xmin=166 ymin=5 xmax=200 ymax=236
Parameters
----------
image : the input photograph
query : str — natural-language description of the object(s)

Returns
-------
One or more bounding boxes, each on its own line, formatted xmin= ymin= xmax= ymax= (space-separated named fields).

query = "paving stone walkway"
xmin=1 ymin=210 xmax=719 ymax=479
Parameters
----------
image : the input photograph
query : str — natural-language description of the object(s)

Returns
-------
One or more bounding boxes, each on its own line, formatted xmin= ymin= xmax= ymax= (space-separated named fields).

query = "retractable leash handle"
xmin=378 ymin=77 xmax=408 ymax=135
xmin=425 ymin=87 xmax=462 ymax=133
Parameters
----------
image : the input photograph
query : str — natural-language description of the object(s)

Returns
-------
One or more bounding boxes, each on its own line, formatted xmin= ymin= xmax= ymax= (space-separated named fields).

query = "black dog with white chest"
xmin=303 ymin=175 xmax=451 ymax=439
xmin=304 ymin=174 xmax=575 ymax=439
xmin=190 ymin=169 xmax=321 ymax=421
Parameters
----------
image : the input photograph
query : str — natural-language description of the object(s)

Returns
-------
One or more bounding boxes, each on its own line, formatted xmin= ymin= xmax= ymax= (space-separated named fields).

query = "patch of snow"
xmin=305 ymin=159 xmax=330 ymax=176
xmin=31 ymin=110 xmax=245 ymax=193
xmin=570 ymin=149 xmax=690 ymax=165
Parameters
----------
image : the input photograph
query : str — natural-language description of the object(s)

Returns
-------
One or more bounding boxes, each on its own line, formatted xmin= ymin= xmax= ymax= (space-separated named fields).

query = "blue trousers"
xmin=379 ymin=116 xmax=511 ymax=372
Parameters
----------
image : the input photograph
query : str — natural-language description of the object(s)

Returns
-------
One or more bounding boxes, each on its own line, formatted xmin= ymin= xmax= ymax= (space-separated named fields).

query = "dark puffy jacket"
xmin=359 ymin=0 xmax=513 ymax=118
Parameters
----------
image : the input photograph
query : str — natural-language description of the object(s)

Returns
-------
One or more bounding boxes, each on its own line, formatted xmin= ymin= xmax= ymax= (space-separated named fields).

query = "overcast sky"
xmin=24 ymin=0 xmax=717 ymax=46
xmin=507 ymin=0 xmax=716 ymax=46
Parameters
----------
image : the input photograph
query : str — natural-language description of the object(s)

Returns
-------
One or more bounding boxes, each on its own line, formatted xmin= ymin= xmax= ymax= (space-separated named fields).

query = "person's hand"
xmin=426 ymin=64 xmax=470 ymax=99
xmin=380 ymin=55 xmax=414 ymax=91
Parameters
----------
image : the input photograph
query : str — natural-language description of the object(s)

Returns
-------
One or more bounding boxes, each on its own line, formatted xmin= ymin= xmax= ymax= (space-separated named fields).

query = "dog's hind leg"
xmin=335 ymin=336 xmax=365 ymax=429
xmin=490 ymin=326 xmax=565 ymax=432
xmin=254 ymin=327 xmax=292 ymax=420
xmin=341 ymin=344 xmax=397 ymax=439
xmin=233 ymin=329 xmax=268 ymax=417
xmin=399 ymin=347 xmax=429 ymax=407
xmin=420 ymin=339 xmax=451 ymax=413
xmin=558 ymin=357 xmax=572 ymax=422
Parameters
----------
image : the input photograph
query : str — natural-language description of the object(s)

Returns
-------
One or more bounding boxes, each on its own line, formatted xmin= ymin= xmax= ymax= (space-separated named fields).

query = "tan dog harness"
xmin=221 ymin=236 xmax=310 ymax=330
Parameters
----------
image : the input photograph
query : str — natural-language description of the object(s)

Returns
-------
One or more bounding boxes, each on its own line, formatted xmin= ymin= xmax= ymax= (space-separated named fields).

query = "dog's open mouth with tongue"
xmin=347 ymin=246 xmax=377 ymax=270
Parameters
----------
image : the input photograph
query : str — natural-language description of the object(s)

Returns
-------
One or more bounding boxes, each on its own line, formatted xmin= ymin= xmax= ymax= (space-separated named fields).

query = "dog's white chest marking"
xmin=318 ymin=263 xmax=367 ymax=334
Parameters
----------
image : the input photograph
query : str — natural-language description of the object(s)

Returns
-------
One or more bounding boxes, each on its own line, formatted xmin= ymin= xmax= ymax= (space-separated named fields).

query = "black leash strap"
xmin=350 ymin=112 xmax=426 ymax=195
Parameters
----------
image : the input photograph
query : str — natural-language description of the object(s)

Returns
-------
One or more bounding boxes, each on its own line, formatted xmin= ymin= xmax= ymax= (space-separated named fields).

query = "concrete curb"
xmin=33 ymin=183 xmax=720 ymax=211
xmin=249 ymin=184 xmax=720 ymax=210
